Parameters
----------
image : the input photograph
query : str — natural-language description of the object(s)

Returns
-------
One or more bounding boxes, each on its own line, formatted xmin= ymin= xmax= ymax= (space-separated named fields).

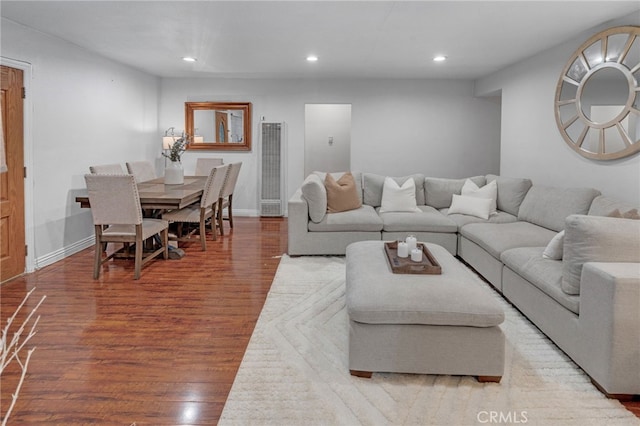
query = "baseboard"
xmin=35 ymin=235 xmax=95 ymax=269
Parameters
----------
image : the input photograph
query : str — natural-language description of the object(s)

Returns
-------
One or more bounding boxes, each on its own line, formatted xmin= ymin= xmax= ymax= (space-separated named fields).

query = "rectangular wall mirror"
xmin=185 ymin=102 xmax=252 ymax=151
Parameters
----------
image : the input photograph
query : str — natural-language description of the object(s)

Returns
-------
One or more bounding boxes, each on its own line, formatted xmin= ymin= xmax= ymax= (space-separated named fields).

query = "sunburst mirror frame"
xmin=554 ymin=26 xmax=640 ymax=160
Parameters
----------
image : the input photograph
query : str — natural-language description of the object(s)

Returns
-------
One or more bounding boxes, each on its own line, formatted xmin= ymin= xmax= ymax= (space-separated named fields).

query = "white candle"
xmin=411 ymin=248 xmax=423 ymax=262
xmin=397 ymin=242 xmax=409 ymax=258
xmin=406 ymin=235 xmax=417 ymax=252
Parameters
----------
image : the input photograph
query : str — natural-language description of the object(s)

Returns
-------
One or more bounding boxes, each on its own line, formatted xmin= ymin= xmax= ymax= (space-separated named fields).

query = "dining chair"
xmin=89 ymin=163 xmax=126 ymax=174
xmin=195 ymin=158 xmax=224 ymax=176
xmin=84 ymin=174 xmax=169 ymax=280
xmin=126 ymin=161 xmax=156 ymax=182
xmin=217 ymin=162 xmax=242 ymax=235
xmin=162 ymin=164 xmax=229 ymax=250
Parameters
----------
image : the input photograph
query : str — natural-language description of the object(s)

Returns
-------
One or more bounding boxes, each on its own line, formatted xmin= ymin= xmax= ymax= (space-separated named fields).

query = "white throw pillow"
xmin=379 ymin=177 xmax=420 ymax=213
xmin=543 ymin=230 xmax=565 ymax=260
xmin=448 ymin=194 xmax=492 ymax=219
xmin=461 ymin=179 xmax=497 ymax=214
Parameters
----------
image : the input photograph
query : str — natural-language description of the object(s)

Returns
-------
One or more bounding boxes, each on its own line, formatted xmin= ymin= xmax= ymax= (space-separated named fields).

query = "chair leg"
xmin=217 ymin=201 xmax=225 ymax=236
xmin=199 ymin=219 xmax=207 ymax=251
xmin=228 ymin=195 xmax=234 ymax=229
xmin=210 ymin=204 xmax=218 ymax=242
xmin=134 ymin=232 xmax=143 ymax=280
xmin=162 ymin=229 xmax=169 ymax=260
xmin=93 ymin=226 xmax=103 ymax=279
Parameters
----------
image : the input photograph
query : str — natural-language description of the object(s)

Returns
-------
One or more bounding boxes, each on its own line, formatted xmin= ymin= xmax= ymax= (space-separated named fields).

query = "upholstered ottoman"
xmin=346 ymin=241 xmax=505 ymax=382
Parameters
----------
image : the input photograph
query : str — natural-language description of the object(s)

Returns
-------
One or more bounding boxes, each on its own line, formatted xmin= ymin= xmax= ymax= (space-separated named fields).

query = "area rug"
xmin=219 ymin=255 xmax=639 ymax=426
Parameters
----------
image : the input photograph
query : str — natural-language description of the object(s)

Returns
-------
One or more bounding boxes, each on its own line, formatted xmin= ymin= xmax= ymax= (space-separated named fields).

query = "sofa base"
xmin=288 ymin=231 xmax=381 ymax=256
xmin=458 ymin=236 xmax=503 ymax=291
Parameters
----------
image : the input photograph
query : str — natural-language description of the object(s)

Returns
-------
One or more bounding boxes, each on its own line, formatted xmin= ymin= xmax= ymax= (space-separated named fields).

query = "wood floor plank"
xmin=1 ymin=217 xmax=638 ymax=423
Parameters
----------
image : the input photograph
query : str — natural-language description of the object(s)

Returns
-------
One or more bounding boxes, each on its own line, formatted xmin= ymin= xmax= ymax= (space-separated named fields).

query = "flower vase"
xmin=164 ymin=161 xmax=184 ymax=185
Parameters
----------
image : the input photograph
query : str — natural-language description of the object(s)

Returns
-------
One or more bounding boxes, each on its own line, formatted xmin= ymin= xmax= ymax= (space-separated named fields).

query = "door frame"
xmin=1 ymin=57 xmax=35 ymax=273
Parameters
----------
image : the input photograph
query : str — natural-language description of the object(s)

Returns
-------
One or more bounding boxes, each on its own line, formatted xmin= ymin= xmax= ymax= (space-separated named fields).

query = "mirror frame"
xmin=185 ymin=102 xmax=252 ymax=151
xmin=554 ymin=26 xmax=640 ymax=160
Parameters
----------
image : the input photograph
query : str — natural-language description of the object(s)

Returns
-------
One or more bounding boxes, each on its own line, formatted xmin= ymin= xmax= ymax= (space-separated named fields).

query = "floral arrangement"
xmin=162 ymin=133 xmax=190 ymax=163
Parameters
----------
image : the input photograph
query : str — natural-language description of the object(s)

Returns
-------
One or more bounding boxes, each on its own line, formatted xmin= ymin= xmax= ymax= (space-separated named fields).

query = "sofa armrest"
xmin=288 ymin=189 xmax=311 ymax=249
xmin=579 ymin=262 xmax=640 ymax=394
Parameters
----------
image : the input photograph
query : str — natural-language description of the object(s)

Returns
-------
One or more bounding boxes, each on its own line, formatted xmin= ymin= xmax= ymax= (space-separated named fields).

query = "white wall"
xmin=475 ymin=13 xmax=640 ymax=205
xmin=1 ymin=19 xmax=160 ymax=267
xmin=160 ymin=78 xmax=501 ymax=215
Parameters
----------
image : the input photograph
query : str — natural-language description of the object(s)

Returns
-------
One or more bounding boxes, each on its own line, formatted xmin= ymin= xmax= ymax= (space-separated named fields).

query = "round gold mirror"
xmin=554 ymin=26 xmax=640 ymax=160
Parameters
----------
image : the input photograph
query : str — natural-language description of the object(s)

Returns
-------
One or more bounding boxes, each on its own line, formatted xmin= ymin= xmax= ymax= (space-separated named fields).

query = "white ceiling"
xmin=2 ymin=1 xmax=639 ymax=80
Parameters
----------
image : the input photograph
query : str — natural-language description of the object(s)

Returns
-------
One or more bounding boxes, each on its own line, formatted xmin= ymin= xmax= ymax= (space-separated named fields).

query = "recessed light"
xmin=182 ymin=57 xmax=197 ymax=62
xmin=433 ymin=55 xmax=447 ymax=62
xmin=306 ymin=55 xmax=319 ymax=62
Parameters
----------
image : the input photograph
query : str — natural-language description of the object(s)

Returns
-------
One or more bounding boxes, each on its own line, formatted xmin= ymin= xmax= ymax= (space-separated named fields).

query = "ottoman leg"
xmin=477 ymin=375 xmax=502 ymax=383
xmin=350 ymin=370 xmax=373 ymax=378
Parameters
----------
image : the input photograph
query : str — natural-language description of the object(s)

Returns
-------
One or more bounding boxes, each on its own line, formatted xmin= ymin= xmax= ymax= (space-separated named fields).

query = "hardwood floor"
xmin=1 ymin=217 xmax=287 ymax=425
xmin=1 ymin=217 xmax=638 ymax=423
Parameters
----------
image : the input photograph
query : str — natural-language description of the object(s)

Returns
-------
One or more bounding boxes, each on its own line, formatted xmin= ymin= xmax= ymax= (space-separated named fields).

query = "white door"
xmin=304 ymin=104 xmax=351 ymax=176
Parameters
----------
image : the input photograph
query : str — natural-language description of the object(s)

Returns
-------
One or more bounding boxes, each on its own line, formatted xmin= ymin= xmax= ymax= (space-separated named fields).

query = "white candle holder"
xmin=397 ymin=242 xmax=409 ymax=258
xmin=406 ymin=235 xmax=417 ymax=252
xmin=411 ymin=248 xmax=423 ymax=262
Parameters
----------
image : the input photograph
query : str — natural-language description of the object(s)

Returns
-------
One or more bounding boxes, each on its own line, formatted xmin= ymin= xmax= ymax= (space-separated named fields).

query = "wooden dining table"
xmin=75 ymin=176 xmax=208 ymax=210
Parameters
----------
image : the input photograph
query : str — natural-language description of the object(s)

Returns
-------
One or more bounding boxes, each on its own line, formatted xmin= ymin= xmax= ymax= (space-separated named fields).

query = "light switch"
xmin=328 ymin=136 xmax=334 ymax=146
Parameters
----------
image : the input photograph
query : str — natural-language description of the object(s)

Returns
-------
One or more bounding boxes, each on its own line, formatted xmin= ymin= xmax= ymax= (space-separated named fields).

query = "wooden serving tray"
xmin=384 ymin=241 xmax=442 ymax=275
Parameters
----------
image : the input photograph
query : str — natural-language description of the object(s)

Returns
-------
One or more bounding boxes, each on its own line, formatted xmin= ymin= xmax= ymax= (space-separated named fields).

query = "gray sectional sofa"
xmin=287 ymin=171 xmax=640 ymax=396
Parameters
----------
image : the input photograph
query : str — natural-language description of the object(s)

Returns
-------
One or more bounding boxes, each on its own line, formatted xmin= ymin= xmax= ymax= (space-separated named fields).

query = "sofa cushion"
xmin=363 ymin=173 xmax=425 ymax=207
xmin=448 ymin=194 xmax=492 ymax=219
xmin=325 ymin=172 xmax=362 ymax=213
xmin=562 ymin=214 xmax=640 ymax=295
xmin=424 ymin=176 xmax=486 ymax=209
xmin=587 ymin=195 xmax=637 ymax=217
xmin=308 ymin=204 xmax=383 ymax=232
xmin=440 ymin=208 xmax=518 ymax=230
xmin=517 ymin=185 xmax=600 ymax=232
xmin=461 ymin=221 xmax=557 ymax=260
xmin=379 ymin=205 xmax=458 ymax=233
xmin=314 ymin=171 xmax=363 ymax=203
xmin=379 ymin=177 xmax=420 ymax=213
xmin=301 ymin=174 xmax=327 ymax=223
xmin=501 ymin=247 xmax=579 ymax=314
xmin=485 ymin=175 xmax=533 ymax=216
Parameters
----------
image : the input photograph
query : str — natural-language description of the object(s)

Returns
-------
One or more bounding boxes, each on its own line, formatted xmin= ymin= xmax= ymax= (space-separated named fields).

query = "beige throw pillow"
xmin=608 ymin=208 xmax=640 ymax=220
xmin=325 ymin=172 xmax=362 ymax=213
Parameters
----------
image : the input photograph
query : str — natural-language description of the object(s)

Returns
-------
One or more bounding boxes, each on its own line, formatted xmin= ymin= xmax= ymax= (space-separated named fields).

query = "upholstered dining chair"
xmin=84 ymin=174 xmax=168 ymax=280
xmin=89 ymin=163 xmax=126 ymax=174
xmin=195 ymin=158 xmax=224 ymax=176
xmin=162 ymin=164 xmax=229 ymax=250
xmin=217 ymin=162 xmax=242 ymax=236
xmin=126 ymin=161 xmax=156 ymax=182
